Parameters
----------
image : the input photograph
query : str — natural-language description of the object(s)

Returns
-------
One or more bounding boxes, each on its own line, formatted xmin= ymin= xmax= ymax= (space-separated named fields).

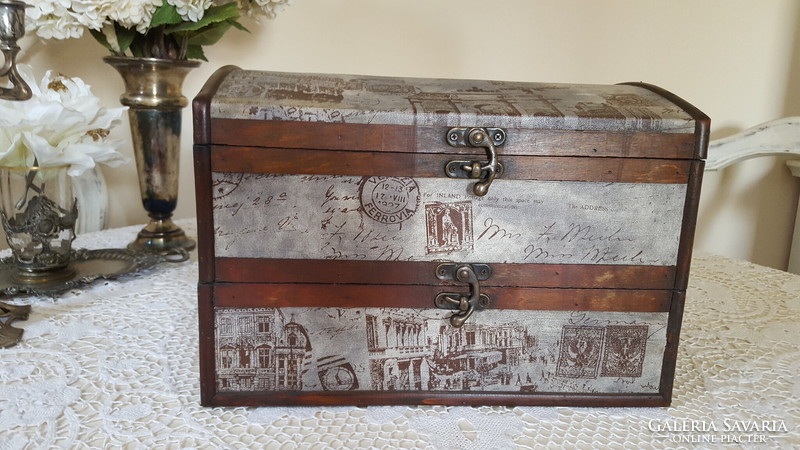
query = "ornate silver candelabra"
xmin=1 ymin=0 xmax=33 ymax=348
xmin=1 ymin=0 xmax=31 ymax=100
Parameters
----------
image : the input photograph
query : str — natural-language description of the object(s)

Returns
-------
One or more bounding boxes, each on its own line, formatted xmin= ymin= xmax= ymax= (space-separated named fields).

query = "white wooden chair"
xmin=705 ymin=117 xmax=800 ymax=171
xmin=704 ymin=117 xmax=800 ymax=273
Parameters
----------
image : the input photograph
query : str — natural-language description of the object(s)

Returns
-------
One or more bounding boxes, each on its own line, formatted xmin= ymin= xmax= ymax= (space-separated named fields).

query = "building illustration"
xmin=215 ymin=309 xmax=311 ymax=392
xmin=215 ymin=307 xmax=660 ymax=394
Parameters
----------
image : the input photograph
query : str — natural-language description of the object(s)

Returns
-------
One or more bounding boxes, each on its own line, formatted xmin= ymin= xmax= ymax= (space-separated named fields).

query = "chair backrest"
xmin=705 ymin=117 xmax=800 ymax=171
xmin=704 ymin=116 xmax=800 ymax=273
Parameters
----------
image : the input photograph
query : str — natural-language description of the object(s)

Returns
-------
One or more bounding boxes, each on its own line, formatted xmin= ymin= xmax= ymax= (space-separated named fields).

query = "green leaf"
xmin=186 ymin=44 xmax=208 ymax=61
xmin=89 ymin=29 xmax=113 ymax=52
xmin=114 ymin=23 xmax=137 ymax=54
xmin=227 ymin=19 xmax=249 ymax=33
xmin=128 ymin=38 xmax=146 ymax=58
xmin=150 ymin=1 xmax=183 ymax=28
xmin=89 ymin=26 xmax=137 ymax=55
xmin=186 ymin=22 xmax=232 ymax=47
xmin=165 ymin=2 xmax=240 ymax=33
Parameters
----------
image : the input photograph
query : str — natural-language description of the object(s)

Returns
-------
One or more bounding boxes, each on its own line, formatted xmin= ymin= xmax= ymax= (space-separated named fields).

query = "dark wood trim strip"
xmin=212 ymin=119 xmax=416 ymax=152
xmin=512 ymin=154 xmax=690 ymax=184
xmin=206 ymin=390 xmax=668 ymax=407
xmin=674 ymin=160 xmax=704 ymax=290
xmin=209 ymin=146 xmax=691 ymax=184
xmin=198 ymin=284 xmax=216 ymax=406
xmin=193 ymin=67 xmax=238 ymax=282
xmin=659 ymin=291 xmax=685 ymax=405
xmin=215 ymin=258 xmax=676 ymax=289
xmin=213 ymin=283 xmax=673 ymax=312
xmin=695 ymin=115 xmax=711 ymax=160
xmin=618 ymin=82 xmax=710 ymax=160
xmin=194 ymin=144 xmax=216 ymax=283
xmin=193 ymin=65 xmax=239 ymax=145
xmin=209 ymin=118 xmax=697 ymax=160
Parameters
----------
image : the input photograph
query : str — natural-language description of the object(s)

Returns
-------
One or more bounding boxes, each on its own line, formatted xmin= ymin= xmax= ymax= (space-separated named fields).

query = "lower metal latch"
xmin=434 ymin=263 xmax=491 ymax=327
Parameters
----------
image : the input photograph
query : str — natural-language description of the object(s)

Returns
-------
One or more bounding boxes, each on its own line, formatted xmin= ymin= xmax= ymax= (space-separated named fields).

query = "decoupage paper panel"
xmin=214 ymin=307 xmax=667 ymax=394
xmin=213 ymin=173 xmax=686 ymax=266
xmin=211 ymin=70 xmax=695 ymax=133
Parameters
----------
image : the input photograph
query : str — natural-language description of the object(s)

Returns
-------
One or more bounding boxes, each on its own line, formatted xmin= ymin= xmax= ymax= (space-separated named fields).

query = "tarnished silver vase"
xmin=104 ymin=56 xmax=199 ymax=254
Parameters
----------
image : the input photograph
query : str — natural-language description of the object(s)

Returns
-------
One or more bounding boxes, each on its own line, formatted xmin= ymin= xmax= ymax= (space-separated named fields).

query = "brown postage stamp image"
xmin=424 ymin=201 xmax=474 ymax=254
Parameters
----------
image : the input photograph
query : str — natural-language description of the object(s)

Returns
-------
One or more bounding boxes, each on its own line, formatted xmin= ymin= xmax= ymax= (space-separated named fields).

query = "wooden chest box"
xmin=192 ymin=67 xmax=708 ymax=407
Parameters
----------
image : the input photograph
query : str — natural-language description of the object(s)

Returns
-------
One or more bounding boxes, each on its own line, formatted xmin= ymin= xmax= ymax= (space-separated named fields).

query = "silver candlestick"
xmin=0 ymin=0 xmax=31 ymax=348
xmin=0 ymin=0 xmax=31 ymax=101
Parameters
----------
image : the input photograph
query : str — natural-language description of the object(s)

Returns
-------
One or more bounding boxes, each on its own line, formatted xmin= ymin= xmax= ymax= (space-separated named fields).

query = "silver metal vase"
xmin=104 ymin=56 xmax=199 ymax=254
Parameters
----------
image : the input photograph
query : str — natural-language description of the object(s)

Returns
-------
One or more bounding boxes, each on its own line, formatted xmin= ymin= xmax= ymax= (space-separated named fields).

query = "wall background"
xmin=16 ymin=0 xmax=800 ymax=270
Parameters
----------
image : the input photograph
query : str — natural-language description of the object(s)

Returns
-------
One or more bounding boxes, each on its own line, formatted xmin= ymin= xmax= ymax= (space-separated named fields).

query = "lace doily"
xmin=1 ymin=220 xmax=797 ymax=448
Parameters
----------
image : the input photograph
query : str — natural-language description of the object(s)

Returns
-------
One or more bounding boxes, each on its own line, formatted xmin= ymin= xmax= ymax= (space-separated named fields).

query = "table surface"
xmin=1 ymin=220 xmax=798 ymax=449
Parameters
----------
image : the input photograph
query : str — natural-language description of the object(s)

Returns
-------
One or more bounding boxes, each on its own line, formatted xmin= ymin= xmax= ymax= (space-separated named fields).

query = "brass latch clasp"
xmin=445 ymin=127 xmax=505 ymax=196
xmin=434 ymin=263 xmax=491 ymax=327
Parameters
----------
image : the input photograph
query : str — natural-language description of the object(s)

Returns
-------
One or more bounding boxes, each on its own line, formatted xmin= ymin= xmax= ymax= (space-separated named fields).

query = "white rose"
xmin=0 ymin=66 xmax=128 ymax=176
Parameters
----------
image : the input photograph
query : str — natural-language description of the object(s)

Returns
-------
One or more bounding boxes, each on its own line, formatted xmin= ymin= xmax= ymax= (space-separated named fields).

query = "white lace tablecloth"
xmin=1 ymin=219 xmax=798 ymax=449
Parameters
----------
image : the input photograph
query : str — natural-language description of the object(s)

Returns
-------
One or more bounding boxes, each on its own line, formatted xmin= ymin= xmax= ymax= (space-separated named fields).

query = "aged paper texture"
xmin=213 ymin=173 xmax=686 ymax=266
xmin=214 ymin=307 xmax=667 ymax=394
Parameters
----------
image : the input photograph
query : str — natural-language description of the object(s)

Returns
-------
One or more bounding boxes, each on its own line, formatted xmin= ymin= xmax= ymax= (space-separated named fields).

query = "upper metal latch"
xmin=445 ymin=127 xmax=505 ymax=197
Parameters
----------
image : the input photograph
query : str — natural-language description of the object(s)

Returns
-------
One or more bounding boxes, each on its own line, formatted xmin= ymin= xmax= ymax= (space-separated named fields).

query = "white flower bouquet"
xmin=25 ymin=0 xmax=291 ymax=60
xmin=0 ymin=65 xmax=127 ymax=175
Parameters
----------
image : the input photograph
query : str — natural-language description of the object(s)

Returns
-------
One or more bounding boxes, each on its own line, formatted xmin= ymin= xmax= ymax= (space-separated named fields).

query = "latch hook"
xmin=435 ymin=264 xmax=491 ymax=327
xmin=445 ymin=127 xmax=505 ymax=197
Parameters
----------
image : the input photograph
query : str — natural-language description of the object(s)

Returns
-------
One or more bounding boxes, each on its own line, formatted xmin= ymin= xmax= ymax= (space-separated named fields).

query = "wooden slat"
xmin=211 ymin=119 xmax=416 ymax=152
xmin=513 ymin=155 xmax=690 ymax=184
xmin=204 ymin=390 xmax=669 ymax=407
xmin=659 ymin=291 xmax=686 ymax=405
xmin=674 ymin=160 xmax=705 ymax=290
xmin=215 ymin=258 xmax=676 ymax=289
xmin=210 ymin=146 xmax=691 ymax=184
xmin=213 ymin=283 xmax=672 ymax=312
xmin=209 ymin=118 xmax=698 ymax=160
xmin=194 ymin=144 xmax=215 ymax=283
xmin=197 ymin=284 xmax=216 ymax=406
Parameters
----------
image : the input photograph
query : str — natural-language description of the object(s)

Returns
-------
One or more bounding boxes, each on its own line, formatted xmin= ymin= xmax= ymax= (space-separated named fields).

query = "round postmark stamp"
xmin=359 ymin=176 xmax=419 ymax=224
xmin=211 ymin=172 xmax=244 ymax=200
